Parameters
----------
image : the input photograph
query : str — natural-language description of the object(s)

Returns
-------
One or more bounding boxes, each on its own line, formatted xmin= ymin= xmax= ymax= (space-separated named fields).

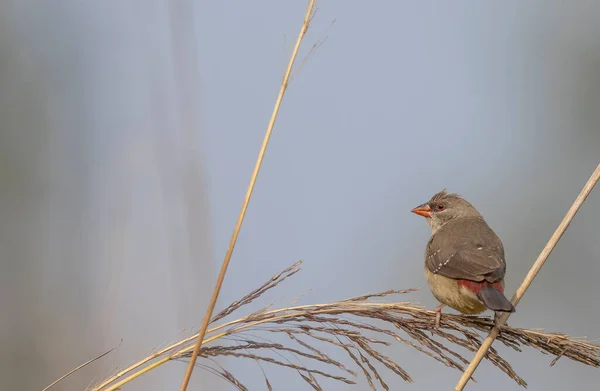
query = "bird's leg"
xmin=493 ymin=311 xmax=506 ymax=330
xmin=493 ymin=311 xmax=500 ymax=326
xmin=434 ymin=304 xmax=445 ymax=328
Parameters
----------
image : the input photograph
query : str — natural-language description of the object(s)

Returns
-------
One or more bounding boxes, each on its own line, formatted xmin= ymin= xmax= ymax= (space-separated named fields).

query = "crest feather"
xmin=429 ymin=189 xmax=461 ymax=203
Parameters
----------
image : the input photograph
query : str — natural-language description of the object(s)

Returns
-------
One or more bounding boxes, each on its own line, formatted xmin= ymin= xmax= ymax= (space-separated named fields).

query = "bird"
xmin=411 ymin=189 xmax=514 ymax=327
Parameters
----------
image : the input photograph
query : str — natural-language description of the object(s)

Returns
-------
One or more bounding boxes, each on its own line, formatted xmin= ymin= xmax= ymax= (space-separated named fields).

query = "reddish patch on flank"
xmin=458 ymin=280 xmax=504 ymax=293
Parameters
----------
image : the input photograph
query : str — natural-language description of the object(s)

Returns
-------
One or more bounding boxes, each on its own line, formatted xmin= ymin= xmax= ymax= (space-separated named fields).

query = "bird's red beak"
xmin=411 ymin=203 xmax=432 ymax=218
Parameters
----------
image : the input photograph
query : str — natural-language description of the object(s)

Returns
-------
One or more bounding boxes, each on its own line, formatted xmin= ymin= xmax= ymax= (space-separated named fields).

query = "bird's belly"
xmin=424 ymin=267 xmax=486 ymax=314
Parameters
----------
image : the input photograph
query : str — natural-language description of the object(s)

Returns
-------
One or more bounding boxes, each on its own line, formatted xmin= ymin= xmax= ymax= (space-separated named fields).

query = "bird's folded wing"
xmin=426 ymin=242 xmax=506 ymax=282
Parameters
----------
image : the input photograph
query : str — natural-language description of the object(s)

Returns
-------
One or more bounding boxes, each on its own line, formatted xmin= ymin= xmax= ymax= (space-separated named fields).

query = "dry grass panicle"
xmin=85 ymin=260 xmax=600 ymax=391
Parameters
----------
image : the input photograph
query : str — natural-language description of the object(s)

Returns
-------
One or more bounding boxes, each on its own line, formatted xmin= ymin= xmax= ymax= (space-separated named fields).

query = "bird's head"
xmin=411 ymin=189 xmax=481 ymax=233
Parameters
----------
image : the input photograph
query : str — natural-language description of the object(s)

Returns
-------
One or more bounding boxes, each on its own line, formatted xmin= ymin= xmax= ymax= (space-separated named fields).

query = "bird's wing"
xmin=425 ymin=219 xmax=506 ymax=283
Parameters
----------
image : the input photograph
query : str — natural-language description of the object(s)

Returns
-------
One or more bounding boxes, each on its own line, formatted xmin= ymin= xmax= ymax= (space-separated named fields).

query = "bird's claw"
xmin=433 ymin=304 xmax=445 ymax=328
xmin=493 ymin=311 xmax=506 ymax=330
xmin=435 ymin=311 xmax=442 ymax=328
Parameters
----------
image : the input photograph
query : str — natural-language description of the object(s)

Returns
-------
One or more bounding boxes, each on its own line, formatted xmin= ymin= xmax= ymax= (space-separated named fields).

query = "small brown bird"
xmin=411 ymin=190 xmax=514 ymax=327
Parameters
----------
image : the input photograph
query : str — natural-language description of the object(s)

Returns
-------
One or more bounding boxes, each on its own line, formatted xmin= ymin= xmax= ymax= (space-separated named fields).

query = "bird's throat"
xmin=427 ymin=217 xmax=444 ymax=234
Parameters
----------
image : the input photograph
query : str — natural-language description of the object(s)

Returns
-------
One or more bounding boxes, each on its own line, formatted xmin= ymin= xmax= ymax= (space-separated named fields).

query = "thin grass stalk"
xmin=42 ymin=345 xmax=118 ymax=391
xmin=454 ymin=162 xmax=600 ymax=391
xmin=178 ymin=1 xmax=317 ymax=390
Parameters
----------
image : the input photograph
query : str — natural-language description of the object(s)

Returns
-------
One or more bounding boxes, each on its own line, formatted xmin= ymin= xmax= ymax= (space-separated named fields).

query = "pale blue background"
xmin=1 ymin=1 xmax=599 ymax=390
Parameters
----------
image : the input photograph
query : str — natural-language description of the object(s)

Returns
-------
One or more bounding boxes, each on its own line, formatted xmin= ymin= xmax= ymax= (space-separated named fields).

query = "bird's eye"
xmin=437 ymin=204 xmax=445 ymax=211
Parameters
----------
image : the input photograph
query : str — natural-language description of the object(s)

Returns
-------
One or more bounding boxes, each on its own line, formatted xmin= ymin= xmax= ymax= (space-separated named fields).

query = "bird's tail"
xmin=477 ymin=286 xmax=515 ymax=312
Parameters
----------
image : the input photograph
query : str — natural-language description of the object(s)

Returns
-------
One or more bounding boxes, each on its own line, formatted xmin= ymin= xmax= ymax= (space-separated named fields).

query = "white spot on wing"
xmin=432 ymin=252 xmax=455 ymax=274
xmin=428 ymin=249 xmax=441 ymax=259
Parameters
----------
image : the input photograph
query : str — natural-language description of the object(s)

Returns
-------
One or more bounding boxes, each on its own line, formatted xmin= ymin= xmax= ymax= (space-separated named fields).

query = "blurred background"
xmin=1 ymin=1 xmax=599 ymax=390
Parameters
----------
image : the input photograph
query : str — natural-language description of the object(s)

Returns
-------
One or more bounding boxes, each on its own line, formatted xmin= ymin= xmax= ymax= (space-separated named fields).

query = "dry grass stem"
xmin=454 ymin=162 xmax=600 ymax=390
xmin=179 ymin=1 xmax=317 ymax=390
xmin=86 ymin=261 xmax=600 ymax=391
xmin=43 ymin=344 xmax=119 ymax=391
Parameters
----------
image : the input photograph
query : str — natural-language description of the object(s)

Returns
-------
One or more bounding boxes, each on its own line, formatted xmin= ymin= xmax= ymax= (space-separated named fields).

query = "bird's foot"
xmin=493 ymin=311 xmax=506 ymax=329
xmin=434 ymin=304 xmax=445 ymax=328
